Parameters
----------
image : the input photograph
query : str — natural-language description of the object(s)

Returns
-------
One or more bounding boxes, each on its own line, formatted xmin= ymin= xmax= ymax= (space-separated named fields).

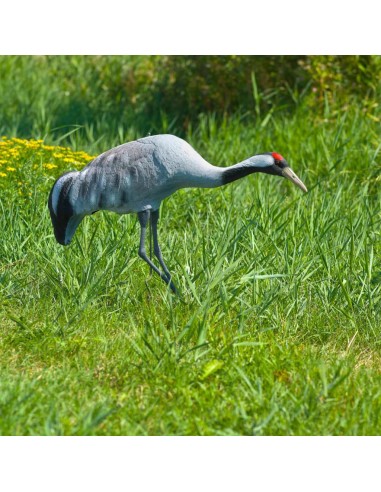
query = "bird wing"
xmin=85 ymin=140 xmax=155 ymax=171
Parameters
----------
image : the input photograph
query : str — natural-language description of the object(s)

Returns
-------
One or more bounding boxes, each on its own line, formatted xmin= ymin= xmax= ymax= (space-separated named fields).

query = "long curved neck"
xmin=219 ymin=154 xmax=274 ymax=186
xmin=184 ymin=154 xmax=274 ymax=189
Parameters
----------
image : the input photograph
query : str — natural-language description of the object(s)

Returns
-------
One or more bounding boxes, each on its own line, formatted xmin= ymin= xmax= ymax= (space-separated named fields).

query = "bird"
xmin=48 ymin=134 xmax=307 ymax=293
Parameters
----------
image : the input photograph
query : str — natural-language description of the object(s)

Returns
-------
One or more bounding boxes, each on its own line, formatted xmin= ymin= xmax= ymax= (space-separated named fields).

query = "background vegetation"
xmin=1 ymin=55 xmax=381 ymax=140
xmin=1 ymin=55 xmax=381 ymax=435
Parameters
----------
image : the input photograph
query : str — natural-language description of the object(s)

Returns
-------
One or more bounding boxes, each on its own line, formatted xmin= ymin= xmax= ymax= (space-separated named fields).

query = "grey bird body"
xmin=51 ymin=135 xmax=221 ymax=219
xmin=48 ymin=134 xmax=307 ymax=292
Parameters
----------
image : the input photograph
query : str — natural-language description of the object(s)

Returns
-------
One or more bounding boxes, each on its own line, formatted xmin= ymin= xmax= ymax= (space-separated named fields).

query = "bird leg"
xmin=137 ymin=210 xmax=177 ymax=293
xmin=151 ymin=209 xmax=177 ymax=293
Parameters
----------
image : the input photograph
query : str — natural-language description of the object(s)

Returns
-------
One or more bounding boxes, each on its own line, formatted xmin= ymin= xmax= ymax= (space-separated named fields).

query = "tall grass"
xmin=2 ymin=55 xmax=380 ymax=143
xmin=1 ymin=55 xmax=381 ymax=434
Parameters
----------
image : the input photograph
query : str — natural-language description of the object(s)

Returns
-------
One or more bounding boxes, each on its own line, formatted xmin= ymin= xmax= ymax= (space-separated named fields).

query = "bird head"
xmin=264 ymin=152 xmax=307 ymax=193
xmin=48 ymin=172 xmax=84 ymax=246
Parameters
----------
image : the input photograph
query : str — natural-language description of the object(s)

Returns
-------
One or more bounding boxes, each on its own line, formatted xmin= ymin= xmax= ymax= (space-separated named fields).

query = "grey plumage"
xmin=48 ymin=134 xmax=307 ymax=293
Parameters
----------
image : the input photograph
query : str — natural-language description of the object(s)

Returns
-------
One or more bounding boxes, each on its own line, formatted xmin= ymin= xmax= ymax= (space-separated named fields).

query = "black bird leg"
xmin=137 ymin=210 xmax=177 ymax=293
xmin=151 ymin=209 xmax=177 ymax=293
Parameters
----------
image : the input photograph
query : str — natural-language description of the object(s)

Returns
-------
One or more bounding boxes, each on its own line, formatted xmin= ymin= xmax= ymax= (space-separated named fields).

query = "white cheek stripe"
xmin=254 ymin=161 xmax=272 ymax=168
xmin=251 ymin=155 xmax=274 ymax=168
xmin=239 ymin=154 xmax=274 ymax=169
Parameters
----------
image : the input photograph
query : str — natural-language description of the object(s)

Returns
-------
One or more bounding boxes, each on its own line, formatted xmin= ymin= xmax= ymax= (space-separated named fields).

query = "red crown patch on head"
xmin=271 ymin=152 xmax=284 ymax=162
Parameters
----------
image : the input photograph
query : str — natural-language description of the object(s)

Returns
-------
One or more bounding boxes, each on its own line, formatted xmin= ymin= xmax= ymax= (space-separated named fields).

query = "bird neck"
xmin=220 ymin=154 xmax=274 ymax=185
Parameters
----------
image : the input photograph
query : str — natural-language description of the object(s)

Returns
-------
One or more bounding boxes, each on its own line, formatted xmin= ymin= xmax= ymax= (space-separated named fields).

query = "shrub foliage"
xmin=1 ymin=55 xmax=380 ymax=138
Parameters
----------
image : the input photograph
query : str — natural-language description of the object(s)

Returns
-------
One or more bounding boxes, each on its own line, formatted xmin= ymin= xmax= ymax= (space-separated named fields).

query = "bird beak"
xmin=282 ymin=167 xmax=308 ymax=193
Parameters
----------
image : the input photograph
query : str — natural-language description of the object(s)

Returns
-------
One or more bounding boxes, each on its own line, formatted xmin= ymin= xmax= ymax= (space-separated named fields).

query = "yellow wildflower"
xmin=44 ymin=163 xmax=58 ymax=170
xmin=0 ymin=172 xmax=6 ymax=177
xmin=6 ymin=166 xmax=16 ymax=172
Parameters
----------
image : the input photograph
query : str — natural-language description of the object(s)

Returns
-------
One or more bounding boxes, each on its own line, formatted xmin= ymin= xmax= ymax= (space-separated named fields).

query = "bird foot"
xmin=167 ymin=278 xmax=178 ymax=295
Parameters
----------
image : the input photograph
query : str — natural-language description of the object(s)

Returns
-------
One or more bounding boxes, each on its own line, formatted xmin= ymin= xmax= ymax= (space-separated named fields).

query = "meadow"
xmin=1 ymin=56 xmax=381 ymax=435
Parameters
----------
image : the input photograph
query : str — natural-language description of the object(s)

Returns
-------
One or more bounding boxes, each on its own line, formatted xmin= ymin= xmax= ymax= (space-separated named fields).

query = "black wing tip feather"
xmin=47 ymin=172 xmax=75 ymax=245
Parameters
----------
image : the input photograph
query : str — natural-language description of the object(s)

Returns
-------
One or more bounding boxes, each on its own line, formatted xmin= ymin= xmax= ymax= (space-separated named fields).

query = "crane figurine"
xmin=48 ymin=134 xmax=307 ymax=293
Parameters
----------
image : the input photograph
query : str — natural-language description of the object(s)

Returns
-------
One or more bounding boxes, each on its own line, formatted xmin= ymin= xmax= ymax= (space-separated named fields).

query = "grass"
xmin=1 ymin=98 xmax=381 ymax=435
